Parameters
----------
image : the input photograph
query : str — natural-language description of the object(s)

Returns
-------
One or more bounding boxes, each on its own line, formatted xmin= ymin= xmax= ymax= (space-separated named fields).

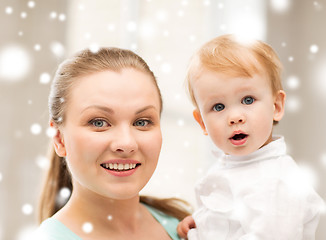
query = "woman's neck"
xmin=54 ymin=187 xmax=147 ymax=238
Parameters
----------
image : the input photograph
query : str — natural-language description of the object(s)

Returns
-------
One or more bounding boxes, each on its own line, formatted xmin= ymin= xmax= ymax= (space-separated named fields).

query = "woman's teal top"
xmin=34 ymin=204 xmax=181 ymax=240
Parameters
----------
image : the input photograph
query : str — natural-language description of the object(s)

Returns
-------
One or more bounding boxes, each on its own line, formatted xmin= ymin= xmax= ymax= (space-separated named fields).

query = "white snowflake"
xmin=203 ymin=0 xmax=210 ymax=6
xmin=21 ymin=12 xmax=27 ymax=18
xmin=5 ymin=6 xmax=13 ymax=14
xmin=22 ymin=204 xmax=33 ymax=215
xmin=78 ymin=4 xmax=85 ymax=11
xmin=286 ymin=76 xmax=300 ymax=90
xmin=39 ymin=72 xmax=51 ymax=84
xmin=177 ymin=119 xmax=185 ymax=127
xmin=89 ymin=43 xmax=100 ymax=53
xmin=36 ymin=155 xmax=50 ymax=170
xmin=60 ymin=187 xmax=71 ymax=199
xmin=50 ymin=11 xmax=57 ymax=19
xmin=34 ymin=44 xmax=41 ymax=51
xmin=30 ymin=123 xmax=42 ymax=135
xmin=27 ymin=1 xmax=35 ymax=8
xmin=286 ymin=95 xmax=301 ymax=112
xmin=50 ymin=41 xmax=65 ymax=58
xmin=82 ymin=222 xmax=93 ymax=233
xmin=46 ymin=127 xmax=56 ymax=138
xmin=58 ymin=14 xmax=66 ymax=21
xmin=310 ymin=44 xmax=319 ymax=54
xmin=0 ymin=45 xmax=31 ymax=81
xmin=270 ymin=0 xmax=291 ymax=13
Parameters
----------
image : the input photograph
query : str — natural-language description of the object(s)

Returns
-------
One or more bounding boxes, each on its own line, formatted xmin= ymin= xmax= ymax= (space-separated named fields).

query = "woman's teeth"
xmin=101 ymin=163 xmax=137 ymax=171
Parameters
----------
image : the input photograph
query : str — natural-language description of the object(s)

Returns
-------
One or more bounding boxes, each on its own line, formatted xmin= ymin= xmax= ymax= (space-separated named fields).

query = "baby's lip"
xmin=229 ymin=131 xmax=248 ymax=140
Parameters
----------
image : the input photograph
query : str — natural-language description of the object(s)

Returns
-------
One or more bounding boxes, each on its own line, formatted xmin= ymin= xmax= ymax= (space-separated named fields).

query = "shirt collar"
xmin=212 ymin=135 xmax=287 ymax=168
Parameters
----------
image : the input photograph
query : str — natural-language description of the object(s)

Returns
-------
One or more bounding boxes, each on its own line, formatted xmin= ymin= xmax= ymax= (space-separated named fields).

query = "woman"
xmin=35 ymin=47 xmax=190 ymax=239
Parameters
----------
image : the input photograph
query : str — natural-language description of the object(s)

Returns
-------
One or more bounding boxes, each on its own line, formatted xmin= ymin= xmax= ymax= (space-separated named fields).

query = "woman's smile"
xmin=100 ymin=159 xmax=141 ymax=177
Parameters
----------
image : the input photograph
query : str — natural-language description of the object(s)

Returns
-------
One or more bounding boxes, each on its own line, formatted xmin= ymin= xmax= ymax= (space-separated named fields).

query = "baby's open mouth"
xmin=230 ymin=133 xmax=248 ymax=140
xmin=100 ymin=163 xmax=141 ymax=172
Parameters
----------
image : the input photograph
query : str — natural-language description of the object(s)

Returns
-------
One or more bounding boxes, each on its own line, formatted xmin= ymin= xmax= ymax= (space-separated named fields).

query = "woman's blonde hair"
xmin=186 ymin=34 xmax=283 ymax=107
xmin=38 ymin=47 xmax=191 ymax=223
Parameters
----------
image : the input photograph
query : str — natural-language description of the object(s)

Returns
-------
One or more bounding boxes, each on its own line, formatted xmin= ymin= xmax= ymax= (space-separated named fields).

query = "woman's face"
xmin=54 ymin=68 xmax=162 ymax=200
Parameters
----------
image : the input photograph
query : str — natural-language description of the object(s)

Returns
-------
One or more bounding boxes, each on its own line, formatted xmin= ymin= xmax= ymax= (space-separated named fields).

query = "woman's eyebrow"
xmin=81 ymin=105 xmax=114 ymax=114
xmin=135 ymin=105 xmax=157 ymax=115
xmin=81 ymin=105 xmax=157 ymax=115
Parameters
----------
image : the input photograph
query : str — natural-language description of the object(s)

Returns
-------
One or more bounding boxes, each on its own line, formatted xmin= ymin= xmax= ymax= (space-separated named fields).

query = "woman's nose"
xmin=111 ymin=127 xmax=138 ymax=154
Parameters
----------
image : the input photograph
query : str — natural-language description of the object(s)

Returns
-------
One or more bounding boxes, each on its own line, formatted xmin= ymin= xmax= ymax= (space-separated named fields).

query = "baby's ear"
xmin=50 ymin=121 xmax=66 ymax=157
xmin=273 ymin=90 xmax=286 ymax=122
xmin=193 ymin=109 xmax=208 ymax=135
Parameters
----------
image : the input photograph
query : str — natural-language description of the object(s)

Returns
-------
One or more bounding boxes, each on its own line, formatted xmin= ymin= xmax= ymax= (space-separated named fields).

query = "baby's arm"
xmin=177 ymin=215 xmax=196 ymax=239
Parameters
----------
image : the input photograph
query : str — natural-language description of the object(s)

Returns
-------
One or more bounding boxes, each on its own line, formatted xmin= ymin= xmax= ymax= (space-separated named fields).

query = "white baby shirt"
xmin=189 ymin=136 xmax=324 ymax=240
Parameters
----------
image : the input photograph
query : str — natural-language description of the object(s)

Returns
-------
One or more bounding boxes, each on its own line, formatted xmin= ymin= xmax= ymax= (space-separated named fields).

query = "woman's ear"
xmin=50 ymin=121 xmax=66 ymax=157
xmin=273 ymin=90 xmax=286 ymax=122
xmin=193 ymin=109 xmax=208 ymax=135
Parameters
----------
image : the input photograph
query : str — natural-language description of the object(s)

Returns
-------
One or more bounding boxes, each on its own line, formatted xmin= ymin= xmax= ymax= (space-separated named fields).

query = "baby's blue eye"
xmin=242 ymin=96 xmax=255 ymax=105
xmin=213 ymin=103 xmax=225 ymax=112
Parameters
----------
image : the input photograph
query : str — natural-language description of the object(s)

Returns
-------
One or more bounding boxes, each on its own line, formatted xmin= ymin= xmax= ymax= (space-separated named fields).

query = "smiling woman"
xmin=34 ymin=48 xmax=190 ymax=240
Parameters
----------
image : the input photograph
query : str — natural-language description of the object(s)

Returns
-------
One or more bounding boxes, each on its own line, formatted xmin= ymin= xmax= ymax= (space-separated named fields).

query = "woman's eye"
xmin=134 ymin=119 xmax=151 ymax=127
xmin=242 ymin=96 xmax=255 ymax=105
xmin=90 ymin=119 xmax=108 ymax=128
xmin=213 ymin=103 xmax=225 ymax=112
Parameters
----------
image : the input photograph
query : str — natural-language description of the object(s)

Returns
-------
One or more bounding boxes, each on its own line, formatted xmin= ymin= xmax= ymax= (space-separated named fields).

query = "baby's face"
xmin=192 ymin=70 xmax=282 ymax=156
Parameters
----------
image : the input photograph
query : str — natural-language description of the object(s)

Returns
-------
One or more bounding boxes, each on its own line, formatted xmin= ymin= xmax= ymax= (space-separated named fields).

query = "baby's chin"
xmin=224 ymin=147 xmax=258 ymax=156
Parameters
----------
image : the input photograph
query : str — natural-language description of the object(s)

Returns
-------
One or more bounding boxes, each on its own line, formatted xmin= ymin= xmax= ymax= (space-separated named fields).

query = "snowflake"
xmin=30 ymin=123 xmax=42 ymax=135
xmin=21 ymin=12 xmax=27 ymax=19
xmin=27 ymin=1 xmax=35 ymax=8
xmin=39 ymin=72 xmax=51 ymax=84
xmin=34 ymin=44 xmax=41 ymax=51
xmin=60 ymin=187 xmax=71 ymax=199
xmin=286 ymin=95 xmax=301 ymax=112
xmin=5 ymin=6 xmax=13 ymax=14
xmin=310 ymin=44 xmax=319 ymax=54
xmin=286 ymin=76 xmax=300 ymax=90
xmin=82 ymin=222 xmax=93 ymax=233
xmin=22 ymin=204 xmax=33 ymax=215
xmin=50 ymin=41 xmax=65 ymax=58
xmin=0 ymin=45 xmax=31 ymax=81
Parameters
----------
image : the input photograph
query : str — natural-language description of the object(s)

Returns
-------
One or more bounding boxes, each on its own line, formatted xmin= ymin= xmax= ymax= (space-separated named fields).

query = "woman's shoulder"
xmin=33 ymin=217 xmax=82 ymax=240
xmin=144 ymin=204 xmax=181 ymax=240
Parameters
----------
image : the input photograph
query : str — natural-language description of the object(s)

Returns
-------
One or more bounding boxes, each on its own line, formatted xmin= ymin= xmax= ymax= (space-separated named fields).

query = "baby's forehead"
xmin=193 ymin=69 xmax=272 ymax=93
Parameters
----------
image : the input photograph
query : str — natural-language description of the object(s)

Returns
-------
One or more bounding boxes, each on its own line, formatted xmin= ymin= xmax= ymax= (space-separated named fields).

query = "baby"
xmin=178 ymin=34 xmax=324 ymax=240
